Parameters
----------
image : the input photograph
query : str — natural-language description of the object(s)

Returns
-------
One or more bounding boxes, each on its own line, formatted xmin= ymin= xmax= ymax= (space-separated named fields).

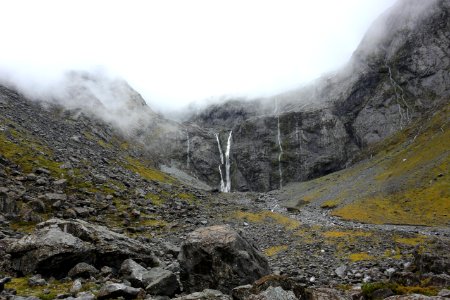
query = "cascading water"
xmin=385 ymin=63 xmax=411 ymax=129
xmin=186 ymin=132 xmax=190 ymax=168
xmin=215 ymin=131 xmax=232 ymax=193
xmin=224 ymin=131 xmax=232 ymax=193
xmin=275 ymin=100 xmax=283 ymax=189
xmin=215 ymin=133 xmax=224 ymax=164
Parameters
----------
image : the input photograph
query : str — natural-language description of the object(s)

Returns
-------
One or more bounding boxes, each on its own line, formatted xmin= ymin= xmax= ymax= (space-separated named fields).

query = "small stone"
xmin=438 ymin=289 xmax=450 ymax=297
xmin=309 ymin=276 xmax=316 ymax=283
xmin=70 ymin=279 xmax=82 ymax=294
xmin=28 ymin=274 xmax=47 ymax=286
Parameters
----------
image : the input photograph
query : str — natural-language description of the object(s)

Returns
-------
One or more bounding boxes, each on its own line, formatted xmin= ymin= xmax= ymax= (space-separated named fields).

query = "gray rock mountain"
xmin=168 ymin=0 xmax=449 ymax=192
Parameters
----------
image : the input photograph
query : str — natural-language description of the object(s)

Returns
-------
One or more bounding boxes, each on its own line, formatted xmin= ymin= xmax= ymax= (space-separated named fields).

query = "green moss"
xmin=145 ymin=193 xmax=165 ymax=206
xmin=348 ymin=252 xmax=374 ymax=262
xmin=362 ymin=282 xmax=439 ymax=299
xmin=5 ymin=277 xmax=73 ymax=300
xmin=124 ymin=156 xmax=176 ymax=184
xmin=232 ymin=210 xmax=300 ymax=230
xmin=264 ymin=245 xmax=288 ymax=257
xmin=320 ymin=199 xmax=340 ymax=209
xmin=0 ymin=132 xmax=66 ymax=178
xmin=97 ymin=139 xmax=112 ymax=149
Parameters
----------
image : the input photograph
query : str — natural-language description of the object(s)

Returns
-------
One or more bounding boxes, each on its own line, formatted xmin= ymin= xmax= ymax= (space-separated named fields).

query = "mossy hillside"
xmin=232 ymin=210 xmax=300 ymax=230
xmin=124 ymin=156 xmax=176 ymax=184
xmin=283 ymin=104 xmax=450 ymax=226
xmin=361 ymin=282 xmax=440 ymax=298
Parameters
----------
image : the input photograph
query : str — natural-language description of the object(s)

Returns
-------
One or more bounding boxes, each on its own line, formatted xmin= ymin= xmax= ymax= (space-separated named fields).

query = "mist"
xmin=0 ymin=0 xmax=401 ymax=115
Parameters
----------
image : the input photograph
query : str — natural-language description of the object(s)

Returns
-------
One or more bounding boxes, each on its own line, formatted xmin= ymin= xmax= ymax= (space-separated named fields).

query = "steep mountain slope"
xmin=178 ymin=0 xmax=449 ymax=192
xmin=280 ymin=103 xmax=449 ymax=226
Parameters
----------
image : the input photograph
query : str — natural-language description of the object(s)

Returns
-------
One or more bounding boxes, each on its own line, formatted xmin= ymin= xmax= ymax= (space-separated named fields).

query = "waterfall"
xmin=275 ymin=100 xmax=283 ymax=189
xmin=186 ymin=132 xmax=190 ymax=168
xmin=386 ymin=63 xmax=411 ymax=129
xmin=218 ymin=166 xmax=225 ymax=192
xmin=215 ymin=131 xmax=232 ymax=193
xmin=214 ymin=133 xmax=224 ymax=164
xmin=224 ymin=131 xmax=232 ymax=193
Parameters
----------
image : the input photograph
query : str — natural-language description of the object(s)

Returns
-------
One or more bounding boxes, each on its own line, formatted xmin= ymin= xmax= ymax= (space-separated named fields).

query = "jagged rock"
xmin=68 ymin=262 xmax=99 ymax=279
xmin=413 ymin=245 xmax=450 ymax=274
xmin=9 ymin=296 xmax=41 ymax=300
xmin=232 ymin=284 xmax=253 ymax=300
xmin=120 ymin=259 xmax=151 ymax=287
xmin=70 ymin=278 xmax=83 ymax=294
xmin=0 ymin=276 xmax=11 ymax=292
xmin=438 ymin=289 xmax=450 ymax=298
xmin=335 ymin=265 xmax=347 ymax=279
xmin=248 ymin=286 xmax=298 ymax=300
xmin=43 ymin=193 xmax=67 ymax=203
xmin=120 ymin=259 xmax=179 ymax=296
xmin=179 ymin=225 xmax=270 ymax=293
xmin=172 ymin=289 xmax=231 ymax=300
xmin=371 ymin=288 xmax=395 ymax=300
xmin=144 ymin=267 xmax=180 ymax=296
xmin=28 ymin=200 xmax=46 ymax=213
xmin=305 ymin=288 xmax=350 ymax=300
xmin=7 ymin=218 xmax=159 ymax=277
xmin=97 ymin=283 xmax=144 ymax=300
xmin=28 ymin=274 xmax=47 ymax=286
xmin=0 ymin=187 xmax=17 ymax=216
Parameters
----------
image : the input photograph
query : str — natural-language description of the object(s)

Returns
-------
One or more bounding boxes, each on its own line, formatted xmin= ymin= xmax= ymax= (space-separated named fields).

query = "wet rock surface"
xmin=179 ymin=225 xmax=270 ymax=293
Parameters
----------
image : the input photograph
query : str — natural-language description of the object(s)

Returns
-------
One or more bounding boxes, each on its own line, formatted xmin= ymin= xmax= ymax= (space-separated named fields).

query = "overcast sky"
xmin=0 ymin=0 xmax=396 ymax=112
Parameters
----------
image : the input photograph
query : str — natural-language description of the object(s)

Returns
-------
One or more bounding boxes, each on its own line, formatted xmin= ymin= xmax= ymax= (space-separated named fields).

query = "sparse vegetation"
xmin=233 ymin=210 xmax=300 ymax=230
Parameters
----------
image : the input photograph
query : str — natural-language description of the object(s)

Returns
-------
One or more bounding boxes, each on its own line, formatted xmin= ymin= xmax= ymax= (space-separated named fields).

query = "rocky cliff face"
xmin=174 ymin=0 xmax=449 ymax=192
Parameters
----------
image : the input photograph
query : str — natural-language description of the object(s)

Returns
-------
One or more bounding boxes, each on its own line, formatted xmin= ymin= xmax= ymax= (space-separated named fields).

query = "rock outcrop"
xmin=7 ymin=219 xmax=159 ymax=277
xmin=170 ymin=0 xmax=450 ymax=192
xmin=179 ymin=225 xmax=271 ymax=293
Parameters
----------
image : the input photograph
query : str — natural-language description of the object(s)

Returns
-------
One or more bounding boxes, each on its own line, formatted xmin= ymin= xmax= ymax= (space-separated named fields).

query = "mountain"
xmin=0 ymin=0 xmax=449 ymax=299
xmin=175 ymin=0 xmax=449 ymax=192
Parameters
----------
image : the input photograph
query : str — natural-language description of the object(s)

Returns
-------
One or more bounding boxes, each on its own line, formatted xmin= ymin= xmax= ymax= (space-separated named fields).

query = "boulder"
xmin=0 ymin=187 xmax=17 ymax=216
xmin=97 ymin=283 xmax=144 ymax=300
xmin=68 ymin=262 xmax=99 ymax=279
xmin=144 ymin=267 xmax=180 ymax=296
xmin=7 ymin=218 xmax=159 ymax=277
xmin=178 ymin=225 xmax=270 ymax=293
xmin=305 ymin=288 xmax=350 ymax=300
xmin=120 ymin=259 xmax=150 ymax=287
xmin=172 ymin=289 xmax=231 ymax=300
xmin=120 ymin=259 xmax=179 ymax=296
xmin=247 ymin=286 xmax=298 ymax=300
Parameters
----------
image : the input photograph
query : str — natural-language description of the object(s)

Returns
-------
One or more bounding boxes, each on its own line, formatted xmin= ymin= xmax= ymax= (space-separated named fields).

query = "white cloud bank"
xmin=0 ymin=0 xmax=396 ymax=113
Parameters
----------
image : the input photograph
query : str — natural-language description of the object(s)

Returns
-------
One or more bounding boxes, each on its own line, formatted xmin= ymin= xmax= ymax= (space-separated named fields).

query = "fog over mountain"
xmin=0 ymin=0 xmax=396 ymax=114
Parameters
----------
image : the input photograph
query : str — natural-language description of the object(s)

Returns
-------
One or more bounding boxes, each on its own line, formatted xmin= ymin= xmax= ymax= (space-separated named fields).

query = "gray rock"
xmin=120 ymin=258 xmax=151 ymax=287
xmin=70 ymin=279 xmax=83 ymax=294
xmin=7 ymin=218 xmax=159 ymax=276
xmin=68 ymin=262 xmax=99 ymax=279
xmin=145 ymin=267 xmax=180 ymax=297
xmin=0 ymin=188 xmax=17 ymax=215
xmin=248 ymin=286 xmax=298 ymax=300
xmin=371 ymin=288 xmax=394 ymax=300
xmin=172 ymin=289 xmax=231 ymax=300
xmin=335 ymin=265 xmax=347 ymax=278
xmin=44 ymin=193 xmax=67 ymax=202
xmin=305 ymin=288 xmax=349 ymax=300
xmin=179 ymin=225 xmax=270 ymax=293
xmin=97 ymin=283 xmax=144 ymax=300
xmin=28 ymin=274 xmax=47 ymax=286
xmin=438 ymin=289 xmax=450 ymax=298
xmin=0 ymin=276 xmax=11 ymax=292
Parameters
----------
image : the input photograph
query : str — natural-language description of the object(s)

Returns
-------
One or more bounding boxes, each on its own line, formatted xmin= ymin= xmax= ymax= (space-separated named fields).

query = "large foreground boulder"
xmin=178 ymin=225 xmax=271 ymax=293
xmin=7 ymin=218 xmax=159 ymax=277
